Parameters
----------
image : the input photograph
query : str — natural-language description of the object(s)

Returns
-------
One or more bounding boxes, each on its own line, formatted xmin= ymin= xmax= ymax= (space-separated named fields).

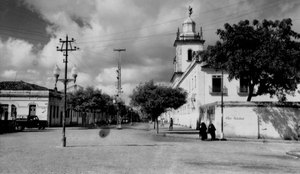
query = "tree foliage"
xmin=68 ymin=86 xmax=113 ymax=113
xmin=202 ymin=19 xmax=300 ymax=101
xmin=130 ymin=80 xmax=187 ymax=132
xmin=68 ymin=86 xmax=137 ymax=124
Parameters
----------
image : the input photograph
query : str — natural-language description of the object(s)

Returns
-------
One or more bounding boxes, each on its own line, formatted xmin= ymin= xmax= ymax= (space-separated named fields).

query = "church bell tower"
xmin=171 ymin=6 xmax=205 ymax=83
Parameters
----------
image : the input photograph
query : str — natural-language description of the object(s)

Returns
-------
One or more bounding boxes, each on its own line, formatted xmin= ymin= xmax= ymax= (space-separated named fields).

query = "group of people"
xmin=199 ymin=122 xmax=216 ymax=141
xmin=168 ymin=119 xmax=216 ymax=141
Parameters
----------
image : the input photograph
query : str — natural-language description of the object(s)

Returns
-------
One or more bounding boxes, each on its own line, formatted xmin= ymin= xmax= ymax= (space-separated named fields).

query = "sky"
xmin=0 ymin=0 xmax=300 ymax=104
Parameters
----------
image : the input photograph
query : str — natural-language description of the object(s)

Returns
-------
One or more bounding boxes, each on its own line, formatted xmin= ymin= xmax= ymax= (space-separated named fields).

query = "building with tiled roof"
xmin=0 ymin=81 xmax=49 ymax=91
xmin=0 ymin=81 xmax=65 ymax=128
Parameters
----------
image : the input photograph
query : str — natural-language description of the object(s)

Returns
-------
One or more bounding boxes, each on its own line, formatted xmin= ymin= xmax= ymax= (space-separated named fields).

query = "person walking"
xmin=169 ymin=118 xmax=173 ymax=131
xmin=199 ymin=122 xmax=207 ymax=140
xmin=207 ymin=123 xmax=216 ymax=140
xmin=161 ymin=118 xmax=164 ymax=127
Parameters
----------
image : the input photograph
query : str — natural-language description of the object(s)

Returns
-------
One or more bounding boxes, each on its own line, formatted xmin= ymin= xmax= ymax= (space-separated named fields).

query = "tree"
xmin=130 ymin=80 xmax=187 ymax=133
xmin=202 ymin=19 xmax=300 ymax=101
xmin=68 ymin=86 xmax=115 ymax=125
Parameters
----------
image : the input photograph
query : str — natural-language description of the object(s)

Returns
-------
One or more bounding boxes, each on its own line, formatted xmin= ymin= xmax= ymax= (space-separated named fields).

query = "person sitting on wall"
xmin=207 ymin=123 xmax=216 ymax=141
xmin=199 ymin=122 xmax=207 ymax=140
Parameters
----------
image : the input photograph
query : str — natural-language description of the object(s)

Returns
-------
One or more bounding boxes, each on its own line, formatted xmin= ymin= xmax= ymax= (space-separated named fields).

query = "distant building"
xmin=0 ymin=81 xmax=98 ymax=131
xmin=0 ymin=81 xmax=63 ymax=127
xmin=166 ymin=10 xmax=300 ymax=140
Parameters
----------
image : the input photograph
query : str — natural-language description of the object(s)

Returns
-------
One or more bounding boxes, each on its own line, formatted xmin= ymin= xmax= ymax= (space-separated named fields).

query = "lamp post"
xmin=113 ymin=48 xmax=126 ymax=129
xmin=113 ymin=95 xmax=122 ymax=129
xmin=220 ymin=69 xmax=225 ymax=140
xmin=53 ymin=65 xmax=78 ymax=147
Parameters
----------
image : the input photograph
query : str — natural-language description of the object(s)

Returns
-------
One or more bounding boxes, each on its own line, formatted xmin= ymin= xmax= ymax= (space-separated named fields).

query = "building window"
xmin=239 ymin=76 xmax=248 ymax=93
xmin=212 ymin=75 xmax=222 ymax=93
xmin=210 ymin=75 xmax=228 ymax=95
xmin=0 ymin=104 xmax=9 ymax=121
xmin=187 ymin=49 xmax=193 ymax=61
xmin=11 ymin=105 xmax=17 ymax=119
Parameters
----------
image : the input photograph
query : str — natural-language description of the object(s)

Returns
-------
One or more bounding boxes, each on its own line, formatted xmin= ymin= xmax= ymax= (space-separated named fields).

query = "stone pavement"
xmin=131 ymin=122 xmax=300 ymax=158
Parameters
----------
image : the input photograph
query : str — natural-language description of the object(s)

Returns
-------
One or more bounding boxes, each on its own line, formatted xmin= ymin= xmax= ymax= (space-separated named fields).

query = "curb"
xmin=157 ymin=131 xmax=300 ymax=144
xmin=286 ymin=151 xmax=300 ymax=158
xmin=128 ymin=123 xmax=300 ymax=144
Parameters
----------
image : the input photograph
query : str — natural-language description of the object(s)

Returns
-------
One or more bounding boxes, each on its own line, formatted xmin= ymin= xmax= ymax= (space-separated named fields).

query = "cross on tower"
xmin=188 ymin=6 xmax=193 ymax=17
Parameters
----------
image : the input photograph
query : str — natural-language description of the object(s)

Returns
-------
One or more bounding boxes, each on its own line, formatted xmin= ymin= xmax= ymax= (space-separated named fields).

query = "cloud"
xmin=2 ymin=70 xmax=17 ymax=79
xmin=0 ymin=0 xmax=299 ymax=104
xmin=0 ymin=38 xmax=36 ymax=68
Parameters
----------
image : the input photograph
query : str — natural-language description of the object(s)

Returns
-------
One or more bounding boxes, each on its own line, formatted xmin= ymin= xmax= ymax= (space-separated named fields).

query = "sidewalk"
xmin=158 ymin=123 xmax=299 ymax=143
xmin=146 ymin=123 xmax=300 ymax=158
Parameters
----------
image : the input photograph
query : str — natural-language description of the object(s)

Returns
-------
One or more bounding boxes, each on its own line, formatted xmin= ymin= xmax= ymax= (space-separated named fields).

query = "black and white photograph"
xmin=1 ymin=0 xmax=300 ymax=173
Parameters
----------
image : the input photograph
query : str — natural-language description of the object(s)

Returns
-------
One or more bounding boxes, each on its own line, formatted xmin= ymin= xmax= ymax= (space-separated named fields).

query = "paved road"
xmin=0 ymin=123 xmax=299 ymax=174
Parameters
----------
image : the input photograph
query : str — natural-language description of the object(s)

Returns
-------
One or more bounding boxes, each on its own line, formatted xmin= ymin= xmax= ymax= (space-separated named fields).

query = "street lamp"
xmin=220 ymin=69 xmax=224 ymax=140
xmin=53 ymin=64 xmax=78 ymax=147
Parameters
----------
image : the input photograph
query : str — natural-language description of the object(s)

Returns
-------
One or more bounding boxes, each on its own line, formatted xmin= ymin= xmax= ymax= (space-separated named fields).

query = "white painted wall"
xmin=201 ymin=102 xmax=300 ymax=139
xmin=170 ymin=62 xmax=300 ymax=132
xmin=0 ymin=90 xmax=50 ymax=121
xmin=214 ymin=106 xmax=259 ymax=138
xmin=201 ymin=68 xmax=300 ymax=104
xmin=177 ymin=44 xmax=203 ymax=73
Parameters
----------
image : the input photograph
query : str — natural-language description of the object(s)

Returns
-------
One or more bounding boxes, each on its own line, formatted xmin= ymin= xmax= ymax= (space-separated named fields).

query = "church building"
xmin=167 ymin=8 xmax=300 ymax=140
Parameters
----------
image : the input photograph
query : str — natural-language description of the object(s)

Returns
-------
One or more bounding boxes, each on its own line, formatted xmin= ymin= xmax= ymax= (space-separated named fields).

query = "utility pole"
xmin=220 ymin=69 xmax=224 ymax=140
xmin=56 ymin=35 xmax=79 ymax=147
xmin=113 ymin=48 xmax=126 ymax=129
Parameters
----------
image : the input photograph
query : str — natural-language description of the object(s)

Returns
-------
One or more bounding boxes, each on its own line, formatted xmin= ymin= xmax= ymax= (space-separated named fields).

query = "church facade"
xmin=167 ymin=11 xmax=300 ymax=140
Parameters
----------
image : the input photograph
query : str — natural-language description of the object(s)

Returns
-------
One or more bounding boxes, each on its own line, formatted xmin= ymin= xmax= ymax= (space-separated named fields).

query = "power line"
xmin=77 ymin=0 xmax=298 ymax=45
xmin=77 ymin=0 xmax=249 ymax=42
xmin=0 ymin=26 xmax=49 ymax=38
xmin=0 ymin=0 xmax=299 ymax=48
xmin=78 ymin=31 xmax=174 ymax=44
xmin=201 ymin=0 xmax=300 ymax=29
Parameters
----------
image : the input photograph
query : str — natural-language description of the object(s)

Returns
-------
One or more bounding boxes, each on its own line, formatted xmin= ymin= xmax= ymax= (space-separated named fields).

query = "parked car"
xmin=15 ymin=115 xmax=48 ymax=131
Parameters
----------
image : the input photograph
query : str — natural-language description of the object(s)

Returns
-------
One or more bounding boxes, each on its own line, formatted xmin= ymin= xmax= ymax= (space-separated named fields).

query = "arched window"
xmin=187 ymin=49 xmax=193 ymax=61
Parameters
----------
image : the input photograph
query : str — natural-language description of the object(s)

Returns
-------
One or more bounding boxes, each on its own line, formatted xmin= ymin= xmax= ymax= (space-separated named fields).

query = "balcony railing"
xmin=209 ymin=86 xmax=228 ymax=96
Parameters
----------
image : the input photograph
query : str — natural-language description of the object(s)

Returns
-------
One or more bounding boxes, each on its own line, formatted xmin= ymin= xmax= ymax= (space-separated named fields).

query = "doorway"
xmin=29 ymin=105 xmax=36 ymax=116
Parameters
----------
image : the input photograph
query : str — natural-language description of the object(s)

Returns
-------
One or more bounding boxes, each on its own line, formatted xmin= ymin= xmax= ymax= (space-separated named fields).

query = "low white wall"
xmin=215 ymin=106 xmax=258 ymax=138
xmin=202 ymin=102 xmax=300 ymax=140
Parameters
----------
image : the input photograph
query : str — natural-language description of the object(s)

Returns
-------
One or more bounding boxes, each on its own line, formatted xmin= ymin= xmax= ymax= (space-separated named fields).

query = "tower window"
xmin=188 ymin=49 xmax=193 ymax=61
